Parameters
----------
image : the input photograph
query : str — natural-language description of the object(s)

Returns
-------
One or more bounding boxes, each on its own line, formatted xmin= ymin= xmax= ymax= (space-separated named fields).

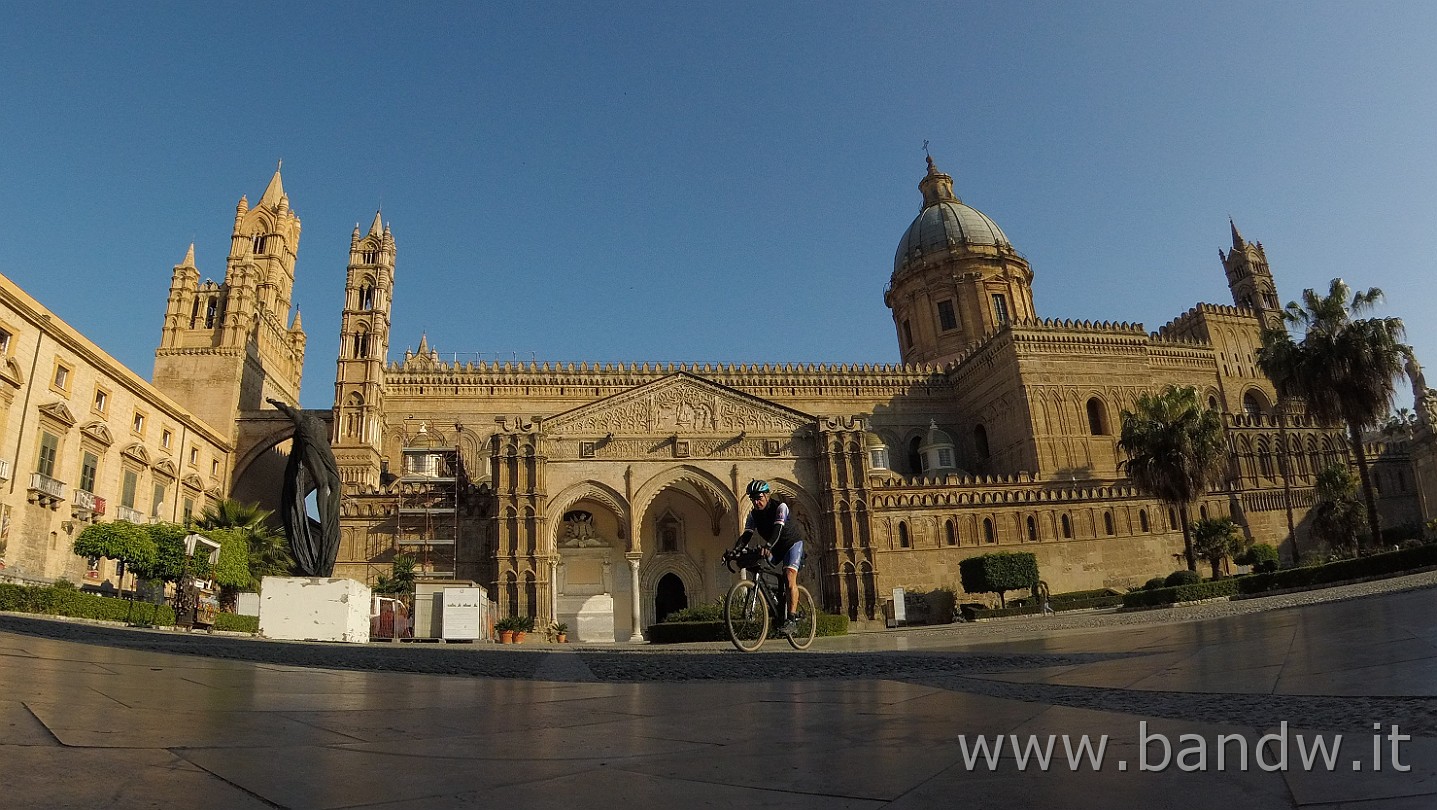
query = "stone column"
xmin=547 ymin=557 xmax=559 ymax=622
xmin=626 ymin=552 xmax=643 ymax=642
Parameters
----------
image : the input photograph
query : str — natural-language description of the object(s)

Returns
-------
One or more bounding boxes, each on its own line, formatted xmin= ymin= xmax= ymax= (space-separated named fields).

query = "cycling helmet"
xmin=745 ymin=479 xmax=771 ymax=499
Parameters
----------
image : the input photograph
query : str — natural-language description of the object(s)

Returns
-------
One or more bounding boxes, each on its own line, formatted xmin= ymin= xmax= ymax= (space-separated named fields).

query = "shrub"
xmin=1122 ymin=579 xmax=1240 ymax=608
xmin=215 ymin=612 xmax=259 ymax=633
xmin=1240 ymin=543 xmax=1280 ymax=573
xmin=1143 ymin=577 xmax=1168 ymax=591
xmin=959 ymin=552 xmax=1039 ymax=608
xmin=0 ymin=583 xmax=175 ymax=625
xmin=967 ymin=594 xmax=1124 ymax=620
xmin=815 ymin=612 xmax=849 ymax=636
xmin=1164 ymin=570 xmax=1201 ymax=587
xmin=662 ymin=600 xmax=722 ymax=623
xmin=1237 ymin=544 xmax=1437 ymax=594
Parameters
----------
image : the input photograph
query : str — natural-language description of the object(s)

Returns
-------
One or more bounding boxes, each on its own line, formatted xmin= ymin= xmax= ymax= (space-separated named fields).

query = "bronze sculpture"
xmin=268 ymin=399 xmax=342 ymax=577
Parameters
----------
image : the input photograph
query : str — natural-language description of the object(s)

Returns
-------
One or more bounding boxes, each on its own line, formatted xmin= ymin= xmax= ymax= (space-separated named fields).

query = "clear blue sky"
xmin=2 ymin=2 xmax=1434 ymax=411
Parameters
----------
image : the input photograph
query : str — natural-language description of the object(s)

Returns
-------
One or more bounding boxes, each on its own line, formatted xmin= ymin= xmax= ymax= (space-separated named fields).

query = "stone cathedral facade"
xmin=148 ymin=159 xmax=1424 ymax=639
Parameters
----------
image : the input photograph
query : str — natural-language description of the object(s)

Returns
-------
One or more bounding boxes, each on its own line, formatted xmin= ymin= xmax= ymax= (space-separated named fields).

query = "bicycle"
xmin=720 ymin=543 xmax=817 ymax=652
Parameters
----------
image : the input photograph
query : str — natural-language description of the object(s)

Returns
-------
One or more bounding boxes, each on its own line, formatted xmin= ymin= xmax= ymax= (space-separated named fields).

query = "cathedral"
xmin=3 ymin=158 xmax=1422 ymax=637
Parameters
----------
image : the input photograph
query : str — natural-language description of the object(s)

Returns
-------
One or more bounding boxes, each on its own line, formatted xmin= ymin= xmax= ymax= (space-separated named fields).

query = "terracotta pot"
xmin=499 ymin=630 xmax=514 ymax=644
xmin=514 ymin=631 xmax=526 ymax=643
xmin=556 ymin=634 xmax=567 ymax=643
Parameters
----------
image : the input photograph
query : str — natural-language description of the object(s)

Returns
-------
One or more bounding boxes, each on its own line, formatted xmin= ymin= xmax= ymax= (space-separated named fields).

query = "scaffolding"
xmin=394 ymin=435 xmax=465 ymax=579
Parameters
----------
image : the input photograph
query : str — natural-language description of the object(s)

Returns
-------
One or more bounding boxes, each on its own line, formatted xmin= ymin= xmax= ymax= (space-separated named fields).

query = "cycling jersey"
xmin=744 ymin=499 xmax=805 ymax=557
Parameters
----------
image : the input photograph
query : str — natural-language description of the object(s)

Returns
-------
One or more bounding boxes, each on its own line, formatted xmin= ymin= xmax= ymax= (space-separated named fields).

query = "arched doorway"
xmin=654 ymin=572 xmax=687 ymax=623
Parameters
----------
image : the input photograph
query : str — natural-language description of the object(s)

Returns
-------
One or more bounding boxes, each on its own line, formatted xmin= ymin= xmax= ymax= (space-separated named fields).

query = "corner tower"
xmin=331 ymin=212 xmax=395 ymax=490
xmin=1221 ymin=219 xmax=1282 ymax=330
xmin=153 ymin=166 xmax=306 ymax=437
xmin=885 ymin=156 xmax=1034 ymax=365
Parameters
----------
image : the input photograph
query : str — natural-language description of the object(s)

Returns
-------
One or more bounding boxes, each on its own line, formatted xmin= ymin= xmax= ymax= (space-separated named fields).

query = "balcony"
xmin=0 ymin=458 xmax=10 ymax=481
xmin=116 ymin=505 xmax=144 ymax=523
xmin=72 ymin=489 xmax=103 ymax=522
xmin=28 ymin=472 xmax=67 ymax=509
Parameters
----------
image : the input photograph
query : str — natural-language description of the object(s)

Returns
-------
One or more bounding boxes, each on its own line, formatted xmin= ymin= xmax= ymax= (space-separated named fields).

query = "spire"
xmin=368 ymin=210 xmax=383 ymax=236
xmin=290 ymin=309 xmax=303 ymax=331
xmin=1229 ymin=217 xmax=1245 ymax=249
xmin=417 ymin=333 xmax=429 ymax=354
xmin=259 ymin=161 xmax=285 ymax=207
xmin=918 ymin=155 xmax=958 ymax=209
xmin=178 ymin=242 xmax=196 ymax=268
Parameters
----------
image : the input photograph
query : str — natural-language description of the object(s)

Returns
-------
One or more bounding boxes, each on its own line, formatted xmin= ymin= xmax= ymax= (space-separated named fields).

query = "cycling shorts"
xmin=781 ymin=540 xmax=803 ymax=572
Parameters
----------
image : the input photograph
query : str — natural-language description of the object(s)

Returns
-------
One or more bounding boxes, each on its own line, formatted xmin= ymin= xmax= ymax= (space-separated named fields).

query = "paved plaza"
xmin=3 ymin=577 xmax=1436 ymax=809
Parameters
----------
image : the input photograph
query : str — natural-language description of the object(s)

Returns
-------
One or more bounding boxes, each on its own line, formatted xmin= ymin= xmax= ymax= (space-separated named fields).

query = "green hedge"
xmin=0 ymin=583 xmax=259 ymax=632
xmin=0 ymin=583 xmax=176 ymax=625
xmin=965 ymin=595 xmax=1124 ymax=620
xmin=1121 ymin=579 xmax=1240 ymax=608
xmin=646 ymin=612 xmax=849 ymax=644
xmin=1125 ymin=543 xmax=1437 ymax=608
xmin=1236 ymin=543 xmax=1437 ymax=594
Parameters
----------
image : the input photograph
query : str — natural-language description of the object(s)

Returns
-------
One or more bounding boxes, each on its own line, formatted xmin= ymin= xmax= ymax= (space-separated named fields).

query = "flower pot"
xmin=499 ymin=630 xmax=514 ymax=644
xmin=514 ymin=631 xmax=526 ymax=643
xmin=557 ymin=633 xmax=567 ymax=643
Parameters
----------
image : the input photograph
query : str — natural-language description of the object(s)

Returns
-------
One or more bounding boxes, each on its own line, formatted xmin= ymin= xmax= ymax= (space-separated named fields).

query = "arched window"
xmin=1103 ymin=511 xmax=1115 ymax=536
xmin=1086 ymin=398 xmax=1107 ymax=435
xmin=351 ymin=328 xmax=371 ymax=359
xmin=1208 ymin=395 xmax=1220 ymax=411
xmin=1242 ymin=391 xmax=1265 ymax=417
xmin=1060 ymin=514 xmax=1072 ymax=539
xmin=974 ymin=425 xmax=990 ymax=460
xmin=1139 ymin=509 xmax=1150 ymax=532
xmin=897 ymin=522 xmax=910 ymax=548
xmin=359 ymin=282 xmax=376 ymax=310
xmin=907 ymin=436 xmax=922 ymax=474
xmin=983 ymin=518 xmax=995 ymax=544
xmin=252 ymin=234 xmax=268 ymax=255
xmin=658 ymin=511 xmax=682 ymax=552
xmin=1168 ymin=508 xmax=1178 ymax=530
xmin=1026 ymin=516 xmax=1037 ymax=542
xmin=1199 ymin=504 xmax=1209 ymax=520
xmin=945 ymin=519 xmax=956 ymax=546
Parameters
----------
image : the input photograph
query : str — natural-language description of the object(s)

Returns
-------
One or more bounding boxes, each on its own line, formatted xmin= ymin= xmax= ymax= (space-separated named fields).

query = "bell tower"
xmin=1221 ymin=219 xmax=1282 ymax=330
xmin=154 ymin=165 xmax=306 ymax=438
xmin=331 ymin=212 xmax=395 ymax=490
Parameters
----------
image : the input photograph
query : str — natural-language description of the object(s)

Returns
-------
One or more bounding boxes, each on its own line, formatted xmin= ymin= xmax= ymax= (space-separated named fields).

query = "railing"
xmin=116 ymin=505 xmax=144 ymax=523
xmin=73 ymin=489 xmax=96 ymax=512
xmin=0 ymin=458 xmax=11 ymax=481
xmin=29 ymin=472 xmax=66 ymax=500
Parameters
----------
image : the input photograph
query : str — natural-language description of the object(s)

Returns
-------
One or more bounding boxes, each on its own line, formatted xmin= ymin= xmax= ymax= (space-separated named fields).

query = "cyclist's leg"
xmin=783 ymin=541 xmax=803 ymax=617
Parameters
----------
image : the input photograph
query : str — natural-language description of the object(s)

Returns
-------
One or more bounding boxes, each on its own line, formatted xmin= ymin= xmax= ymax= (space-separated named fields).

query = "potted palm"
xmin=513 ymin=615 xmax=535 ymax=643
xmin=545 ymin=621 xmax=569 ymax=643
xmin=495 ymin=616 xmax=521 ymax=644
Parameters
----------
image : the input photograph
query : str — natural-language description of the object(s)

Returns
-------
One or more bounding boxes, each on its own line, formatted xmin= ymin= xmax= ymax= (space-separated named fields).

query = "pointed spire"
xmin=259 ymin=161 xmax=285 ymax=207
xmin=417 ymin=333 xmax=429 ymax=354
xmin=236 ymin=195 xmax=248 ymax=217
xmin=290 ymin=309 xmax=303 ymax=331
xmin=368 ymin=210 xmax=383 ymax=236
xmin=178 ymin=243 xmax=196 ymax=268
xmin=918 ymin=154 xmax=958 ymax=209
xmin=1229 ymin=217 xmax=1245 ymax=249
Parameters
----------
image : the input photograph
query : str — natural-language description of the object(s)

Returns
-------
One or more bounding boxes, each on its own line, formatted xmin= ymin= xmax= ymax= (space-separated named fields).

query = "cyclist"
xmin=741 ymin=479 xmax=805 ymax=635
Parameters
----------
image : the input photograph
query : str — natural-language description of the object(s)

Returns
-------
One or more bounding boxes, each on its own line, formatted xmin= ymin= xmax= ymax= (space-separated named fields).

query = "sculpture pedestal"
xmin=558 ymin=594 xmax=616 ymax=643
xmin=259 ymin=577 xmax=372 ymax=643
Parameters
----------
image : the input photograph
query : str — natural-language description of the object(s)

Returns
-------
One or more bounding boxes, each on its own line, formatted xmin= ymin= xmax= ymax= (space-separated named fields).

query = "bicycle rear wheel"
xmin=786 ymin=585 xmax=818 ymax=650
xmin=724 ymin=579 xmax=769 ymax=652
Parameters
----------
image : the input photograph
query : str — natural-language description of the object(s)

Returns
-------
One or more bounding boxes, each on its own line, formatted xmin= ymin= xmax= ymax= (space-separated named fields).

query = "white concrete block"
xmin=259 ymin=577 xmax=372 ymax=643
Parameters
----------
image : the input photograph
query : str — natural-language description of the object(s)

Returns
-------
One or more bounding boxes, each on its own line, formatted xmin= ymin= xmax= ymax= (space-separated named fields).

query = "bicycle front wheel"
xmin=786 ymin=585 xmax=818 ymax=650
xmin=724 ymin=579 xmax=770 ymax=652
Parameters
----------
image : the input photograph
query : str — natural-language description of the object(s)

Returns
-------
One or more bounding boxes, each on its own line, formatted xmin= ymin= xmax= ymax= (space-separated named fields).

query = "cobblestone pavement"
xmin=2 ymin=574 xmax=1435 ymax=808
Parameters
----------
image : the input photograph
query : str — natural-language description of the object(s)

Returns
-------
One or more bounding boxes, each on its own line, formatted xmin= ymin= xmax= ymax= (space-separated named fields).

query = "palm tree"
xmin=1190 ymin=517 xmax=1245 ymax=580
xmin=1310 ymin=464 xmax=1367 ymax=556
xmin=196 ymin=499 xmax=294 ymax=596
xmin=1256 ymin=278 xmax=1408 ymax=550
xmin=1382 ymin=407 xmax=1418 ymax=439
xmin=1119 ymin=385 xmax=1229 ymax=571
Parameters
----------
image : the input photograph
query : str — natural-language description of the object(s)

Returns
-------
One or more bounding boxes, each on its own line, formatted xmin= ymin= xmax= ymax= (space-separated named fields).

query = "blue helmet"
xmin=745 ymin=479 xmax=771 ymax=498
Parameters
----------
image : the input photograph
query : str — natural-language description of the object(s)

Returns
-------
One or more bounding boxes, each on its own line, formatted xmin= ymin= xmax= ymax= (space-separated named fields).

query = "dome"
xmin=893 ymin=157 xmax=1011 ymax=274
